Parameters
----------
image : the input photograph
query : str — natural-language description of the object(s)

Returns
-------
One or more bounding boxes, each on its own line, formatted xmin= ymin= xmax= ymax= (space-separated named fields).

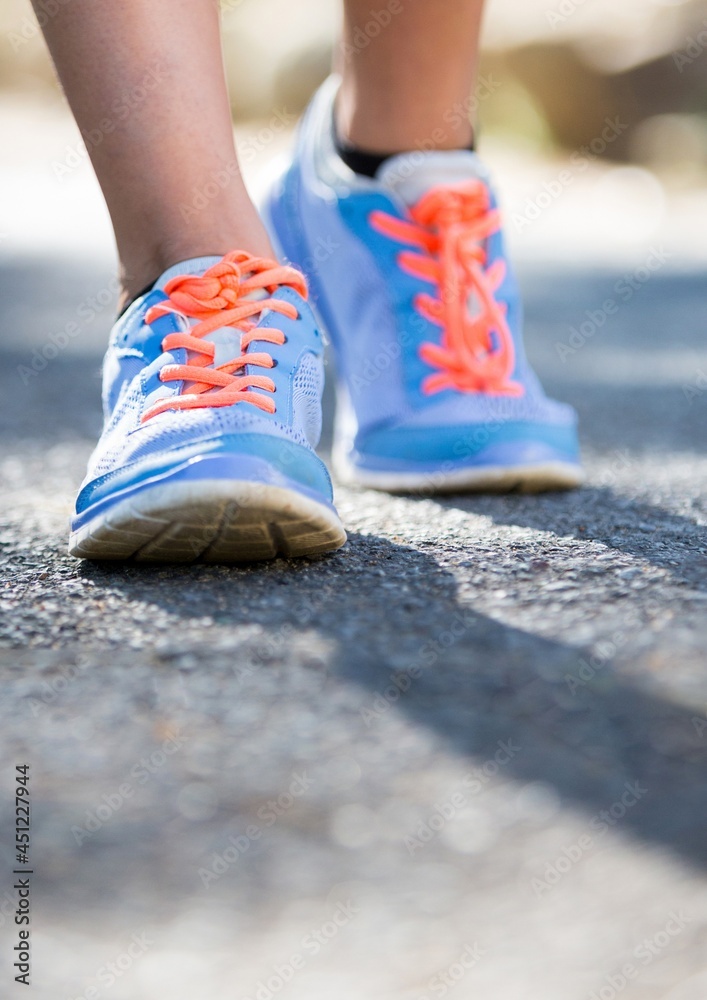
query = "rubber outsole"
xmin=334 ymin=449 xmax=584 ymax=495
xmin=68 ymin=480 xmax=347 ymax=563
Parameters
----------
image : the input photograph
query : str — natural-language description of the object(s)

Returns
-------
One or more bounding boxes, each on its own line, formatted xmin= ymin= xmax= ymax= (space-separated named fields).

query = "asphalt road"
xmin=1 ymin=239 xmax=707 ymax=999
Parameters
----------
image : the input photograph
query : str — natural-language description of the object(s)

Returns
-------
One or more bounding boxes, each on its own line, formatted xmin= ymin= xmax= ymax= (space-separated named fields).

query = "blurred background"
xmin=2 ymin=0 xmax=707 ymax=266
xmin=3 ymin=0 xmax=707 ymax=167
xmin=2 ymin=3 xmax=707 ymax=1000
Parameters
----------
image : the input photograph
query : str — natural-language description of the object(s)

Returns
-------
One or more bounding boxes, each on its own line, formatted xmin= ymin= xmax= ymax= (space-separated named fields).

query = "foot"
xmin=69 ymin=251 xmax=346 ymax=562
xmin=261 ymin=77 xmax=583 ymax=494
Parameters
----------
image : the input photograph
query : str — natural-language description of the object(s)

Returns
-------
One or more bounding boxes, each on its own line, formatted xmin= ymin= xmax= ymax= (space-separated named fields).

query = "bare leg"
xmin=33 ymin=0 xmax=273 ymax=311
xmin=337 ymin=0 xmax=486 ymax=153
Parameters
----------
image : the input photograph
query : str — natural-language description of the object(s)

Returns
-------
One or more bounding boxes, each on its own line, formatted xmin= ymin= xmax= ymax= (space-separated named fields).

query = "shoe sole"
xmin=68 ymin=480 xmax=347 ymax=563
xmin=334 ymin=450 xmax=584 ymax=495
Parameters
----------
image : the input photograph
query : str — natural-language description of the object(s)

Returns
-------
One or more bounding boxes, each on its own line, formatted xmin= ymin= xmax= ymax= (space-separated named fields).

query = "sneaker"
xmin=261 ymin=76 xmax=583 ymax=494
xmin=68 ymin=251 xmax=346 ymax=562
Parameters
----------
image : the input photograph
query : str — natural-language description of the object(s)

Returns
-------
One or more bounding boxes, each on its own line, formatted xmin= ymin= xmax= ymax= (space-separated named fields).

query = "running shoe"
xmin=261 ymin=76 xmax=583 ymax=493
xmin=69 ymin=251 xmax=346 ymax=562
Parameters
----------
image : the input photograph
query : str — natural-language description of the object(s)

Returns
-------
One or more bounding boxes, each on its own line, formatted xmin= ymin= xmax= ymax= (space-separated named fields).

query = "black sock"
xmin=116 ymin=278 xmax=157 ymax=319
xmin=334 ymin=133 xmax=477 ymax=179
xmin=334 ymin=134 xmax=393 ymax=178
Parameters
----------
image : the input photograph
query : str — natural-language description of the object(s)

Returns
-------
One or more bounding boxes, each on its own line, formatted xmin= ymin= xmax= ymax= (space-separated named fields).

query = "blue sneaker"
xmin=261 ymin=77 xmax=583 ymax=493
xmin=69 ymin=251 xmax=346 ymax=562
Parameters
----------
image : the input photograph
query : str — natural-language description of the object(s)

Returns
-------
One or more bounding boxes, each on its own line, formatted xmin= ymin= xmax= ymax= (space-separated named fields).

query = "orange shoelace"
xmin=369 ymin=180 xmax=523 ymax=397
xmin=141 ymin=251 xmax=307 ymax=423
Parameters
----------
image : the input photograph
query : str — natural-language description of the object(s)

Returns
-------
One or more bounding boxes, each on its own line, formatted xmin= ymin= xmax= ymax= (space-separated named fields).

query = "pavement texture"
xmin=1 ymin=112 xmax=707 ymax=999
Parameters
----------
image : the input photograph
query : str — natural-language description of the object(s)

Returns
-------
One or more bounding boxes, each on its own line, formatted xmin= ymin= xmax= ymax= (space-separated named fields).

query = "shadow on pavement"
xmin=76 ymin=525 xmax=707 ymax=882
xmin=2 ymin=255 xmax=706 ymax=921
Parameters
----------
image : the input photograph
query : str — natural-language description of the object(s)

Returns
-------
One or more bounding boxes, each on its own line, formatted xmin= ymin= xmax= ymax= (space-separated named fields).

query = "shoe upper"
xmin=76 ymin=254 xmax=332 ymax=513
xmin=264 ymin=76 xmax=579 ymax=464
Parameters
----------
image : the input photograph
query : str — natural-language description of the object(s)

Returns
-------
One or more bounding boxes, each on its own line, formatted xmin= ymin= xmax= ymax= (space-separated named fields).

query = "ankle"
xmin=116 ymin=217 xmax=276 ymax=313
xmin=336 ymin=85 xmax=474 ymax=155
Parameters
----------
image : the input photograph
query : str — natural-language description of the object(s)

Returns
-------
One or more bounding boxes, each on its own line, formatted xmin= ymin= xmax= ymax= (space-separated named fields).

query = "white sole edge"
xmin=68 ymin=480 xmax=347 ymax=563
xmin=333 ymin=450 xmax=584 ymax=495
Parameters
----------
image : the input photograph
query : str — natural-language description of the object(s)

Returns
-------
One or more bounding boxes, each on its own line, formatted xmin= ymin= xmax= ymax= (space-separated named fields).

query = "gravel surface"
xmin=1 ymin=242 xmax=706 ymax=1000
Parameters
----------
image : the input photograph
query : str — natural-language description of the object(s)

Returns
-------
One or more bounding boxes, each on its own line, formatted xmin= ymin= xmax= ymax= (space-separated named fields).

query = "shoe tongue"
xmin=152 ymin=255 xmax=242 ymax=372
xmin=375 ymin=150 xmax=489 ymax=208
xmin=153 ymin=255 xmax=224 ymax=290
